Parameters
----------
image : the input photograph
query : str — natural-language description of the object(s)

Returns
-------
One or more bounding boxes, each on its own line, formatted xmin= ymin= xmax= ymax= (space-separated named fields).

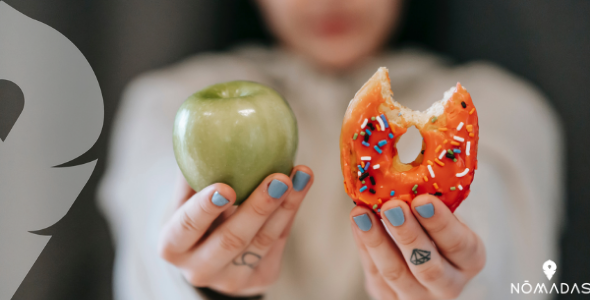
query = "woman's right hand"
xmin=158 ymin=166 xmax=313 ymax=297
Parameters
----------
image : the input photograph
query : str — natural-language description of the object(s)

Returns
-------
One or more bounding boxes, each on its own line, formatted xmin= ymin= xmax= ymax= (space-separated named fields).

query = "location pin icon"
xmin=543 ymin=260 xmax=557 ymax=280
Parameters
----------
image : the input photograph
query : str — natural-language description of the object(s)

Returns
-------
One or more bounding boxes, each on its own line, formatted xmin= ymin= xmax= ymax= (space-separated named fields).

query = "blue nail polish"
xmin=353 ymin=214 xmax=372 ymax=231
xmin=415 ymin=203 xmax=435 ymax=218
xmin=292 ymin=171 xmax=311 ymax=191
xmin=211 ymin=191 xmax=229 ymax=207
xmin=268 ymin=179 xmax=288 ymax=199
xmin=384 ymin=207 xmax=405 ymax=226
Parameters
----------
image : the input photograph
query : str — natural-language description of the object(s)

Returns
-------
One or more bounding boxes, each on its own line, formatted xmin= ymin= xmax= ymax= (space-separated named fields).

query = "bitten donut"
xmin=340 ymin=67 xmax=479 ymax=213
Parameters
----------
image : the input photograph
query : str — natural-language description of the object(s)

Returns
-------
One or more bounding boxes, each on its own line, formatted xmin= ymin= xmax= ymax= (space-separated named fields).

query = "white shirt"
xmin=98 ymin=46 xmax=564 ymax=300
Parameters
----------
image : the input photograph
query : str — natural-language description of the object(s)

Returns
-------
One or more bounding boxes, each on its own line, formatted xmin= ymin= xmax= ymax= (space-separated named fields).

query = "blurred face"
xmin=257 ymin=0 xmax=401 ymax=70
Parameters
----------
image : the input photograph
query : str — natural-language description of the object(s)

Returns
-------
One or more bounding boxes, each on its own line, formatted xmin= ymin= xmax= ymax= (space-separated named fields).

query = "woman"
xmin=98 ymin=0 xmax=563 ymax=299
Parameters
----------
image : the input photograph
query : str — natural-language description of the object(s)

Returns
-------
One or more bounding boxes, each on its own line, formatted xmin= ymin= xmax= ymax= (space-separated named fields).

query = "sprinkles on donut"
xmin=340 ymin=67 xmax=479 ymax=213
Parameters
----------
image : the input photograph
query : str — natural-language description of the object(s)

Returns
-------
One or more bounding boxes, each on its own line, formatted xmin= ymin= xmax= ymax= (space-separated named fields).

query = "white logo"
xmin=510 ymin=260 xmax=590 ymax=295
xmin=542 ymin=260 xmax=557 ymax=280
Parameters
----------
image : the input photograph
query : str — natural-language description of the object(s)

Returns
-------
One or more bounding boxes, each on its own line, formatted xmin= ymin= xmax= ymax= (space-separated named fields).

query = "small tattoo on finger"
xmin=232 ymin=251 xmax=262 ymax=269
xmin=410 ymin=249 xmax=431 ymax=265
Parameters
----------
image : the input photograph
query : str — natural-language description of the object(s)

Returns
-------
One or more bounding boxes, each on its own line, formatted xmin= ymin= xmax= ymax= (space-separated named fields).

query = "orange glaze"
xmin=340 ymin=69 xmax=479 ymax=213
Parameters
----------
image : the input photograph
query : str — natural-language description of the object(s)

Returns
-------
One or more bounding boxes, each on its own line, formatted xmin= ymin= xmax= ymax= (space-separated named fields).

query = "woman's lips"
xmin=312 ymin=16 xmax=355 ymax=37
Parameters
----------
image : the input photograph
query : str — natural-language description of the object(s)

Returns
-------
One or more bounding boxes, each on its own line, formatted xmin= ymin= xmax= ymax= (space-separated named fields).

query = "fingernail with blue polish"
xmin=384 ymin=207 xmax=405 ymax=226
xmin=415 ymin=203 xmax=435 ymax=218
xmin=292 ymin=171 xmax=311 ymax=191
xmin=353 ymin=214 xmax=372 ymax=231
xmin=211 ymin=191 xmax=229 ymax=207
xmin=268 ymin=179 xmax=288 ymax=199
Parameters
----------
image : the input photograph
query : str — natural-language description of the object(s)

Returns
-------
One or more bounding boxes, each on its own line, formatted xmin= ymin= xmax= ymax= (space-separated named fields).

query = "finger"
xmin=244 ymin=210 xmax=296 ymax=288
xmin=351 ymin=226 xmax=398 ymax=300
xmin=228 ymin=166 xmax=313 ymax=270
xmin=214 ymin=166 xmax=311 ymax=291
xmin=191 ymin=173 xmax=293 ymax=272
xmin=159 ymin=183 xmax=236 ymax=260
xmin=246 ymin=238 xmax=287 ymax=289
xmin=411 ymin=195 xmax=486 ymax=276
xmin=381 ymin=200 xmax=465 ymax=299
xmin=215 ymin=208 xmax=297 ymax=292
xmin=210 ymin=238 xmax=288 ymax=297
xmin=350 ymin=206 xmax=430 ymax=299
xmin=205 ymin=189 xmax=302 ymax=295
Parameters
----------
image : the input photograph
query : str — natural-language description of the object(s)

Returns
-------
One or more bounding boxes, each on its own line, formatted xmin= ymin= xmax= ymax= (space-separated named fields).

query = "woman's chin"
xmin=305 ymin=48 xmax=374 ymax=72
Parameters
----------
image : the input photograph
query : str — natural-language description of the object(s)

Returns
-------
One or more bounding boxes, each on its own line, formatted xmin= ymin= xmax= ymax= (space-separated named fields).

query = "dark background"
xmin=2 ymin=0 xmax=589 ymax=299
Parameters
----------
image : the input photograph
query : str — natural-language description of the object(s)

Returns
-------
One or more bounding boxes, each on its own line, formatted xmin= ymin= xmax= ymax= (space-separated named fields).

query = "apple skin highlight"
xmin=173 ymin=81 xmax=298 ymax=204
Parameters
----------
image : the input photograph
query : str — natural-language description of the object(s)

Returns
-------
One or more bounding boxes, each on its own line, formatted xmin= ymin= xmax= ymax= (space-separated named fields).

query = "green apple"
xmin=173 ymin=81 xmax=298 ymax=204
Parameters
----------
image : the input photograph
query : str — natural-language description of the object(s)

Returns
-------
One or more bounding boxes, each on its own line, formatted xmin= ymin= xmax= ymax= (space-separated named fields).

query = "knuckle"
xmin=184 ymin=271 xmax=209 ymax=287
xmin=396 ymin=230 xmax=419 ymax=246
xmin=219 ymin=228 xmax=247 ymax=252
xmin=364 ymin=235 xmax=386 ymax=249
xmin=250 ymin=201 xmax=272 ymax=217
xmin=444 ymin=233 xmax=470 ymax=255
xmin=427 ymin=219 xmax=451 ymax=234
xmin=280 ymin=198 xmax=300 ymax=211
xmin=198 ymin=199 xmax=216 ymax=216
xmin=179 ymin=210 xmax=200 ymax=233
xmin=380 ymin=267 xmax=404 ymax=282
xmin=158 ymin=243 xmax=175 ymax=263
xmin=252 ymin=230 xmax=276 ymax=250
xmin=279 ymin=223 xmax=293 ymax=239
xmin=365 ymin=264 xmax=380 ymax=277
xmin=416 ymin=262 xmax=445 ymax=283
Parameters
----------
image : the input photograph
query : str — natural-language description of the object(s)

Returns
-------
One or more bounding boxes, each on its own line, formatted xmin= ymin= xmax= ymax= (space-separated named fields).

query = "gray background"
xmin=1 ymin=0 xmax=589 ymax=299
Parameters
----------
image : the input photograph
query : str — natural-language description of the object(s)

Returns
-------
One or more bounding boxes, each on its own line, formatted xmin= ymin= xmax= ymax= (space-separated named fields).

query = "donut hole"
xmin=397 ymin=125 xmax=424 ymax=164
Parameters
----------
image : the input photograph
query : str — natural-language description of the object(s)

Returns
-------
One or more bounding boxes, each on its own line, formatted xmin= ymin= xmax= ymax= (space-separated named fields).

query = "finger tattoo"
xmin=410 ymin=249 xmax=431 ymax=265
xmin=232 ymin=251 xmax=262 ymax=269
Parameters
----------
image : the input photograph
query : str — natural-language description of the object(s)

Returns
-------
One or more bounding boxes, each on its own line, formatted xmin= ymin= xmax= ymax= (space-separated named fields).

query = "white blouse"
xmin=98 ymin=46 xmax=563 ymax=300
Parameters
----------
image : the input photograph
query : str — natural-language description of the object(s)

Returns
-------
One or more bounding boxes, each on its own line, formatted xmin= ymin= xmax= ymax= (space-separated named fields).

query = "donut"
xmin=340 ymin=67 xmax=479 ymax=213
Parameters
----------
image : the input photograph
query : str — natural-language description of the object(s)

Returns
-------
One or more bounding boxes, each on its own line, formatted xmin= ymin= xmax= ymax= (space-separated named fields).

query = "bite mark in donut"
xmin=340 ymin=67 xmax=479 ymax=213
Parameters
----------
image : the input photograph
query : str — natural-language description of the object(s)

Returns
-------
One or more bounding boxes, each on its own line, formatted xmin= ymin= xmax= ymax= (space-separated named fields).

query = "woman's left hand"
xmin=350 ymin=194 xmax=486 ymax=300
